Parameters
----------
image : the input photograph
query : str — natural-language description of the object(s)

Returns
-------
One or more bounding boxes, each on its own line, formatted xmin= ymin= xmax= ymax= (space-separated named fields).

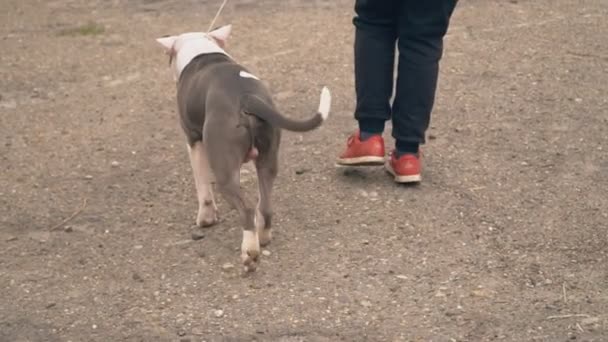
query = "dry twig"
xmin=50 ymin=199 xmax=88 ymax=231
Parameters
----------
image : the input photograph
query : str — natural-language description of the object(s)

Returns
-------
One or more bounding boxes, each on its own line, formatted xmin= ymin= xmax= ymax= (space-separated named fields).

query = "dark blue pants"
xmin=354 ymin=0 xmax=457 ymax=147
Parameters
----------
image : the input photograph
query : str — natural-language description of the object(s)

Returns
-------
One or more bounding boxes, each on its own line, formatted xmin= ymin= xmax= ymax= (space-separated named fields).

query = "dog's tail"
xmin=242 ymin=87 xmax=331 ymax=132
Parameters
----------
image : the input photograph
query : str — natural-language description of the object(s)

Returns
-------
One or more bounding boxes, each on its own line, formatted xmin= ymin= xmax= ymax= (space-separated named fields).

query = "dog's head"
xmin=156 ymin=25 xmax=232 ymax=80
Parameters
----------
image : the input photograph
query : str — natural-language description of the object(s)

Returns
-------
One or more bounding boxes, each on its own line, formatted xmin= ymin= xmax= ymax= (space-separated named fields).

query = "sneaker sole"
xmin=385 ymin=161 xmax=421 ymax=183
xmin=336 ymin=156 xmax=385 ymax=166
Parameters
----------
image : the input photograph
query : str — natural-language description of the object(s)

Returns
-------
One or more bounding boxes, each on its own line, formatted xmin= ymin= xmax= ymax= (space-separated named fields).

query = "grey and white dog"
xmin=156 ymin=25 xmax=331 ymax=271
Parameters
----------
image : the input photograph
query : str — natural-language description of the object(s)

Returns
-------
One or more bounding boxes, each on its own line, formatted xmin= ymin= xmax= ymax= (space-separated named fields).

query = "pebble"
xmin=221 ymin=263 xmax=235 ymax=270
xmin=360 ymin=300 xmax=372 ymax=307
xmin=191 ymin=231 xmax=205 ymax=241
xmin=262 ymin=250 xmax=271 ymax=256
xmin=84 ymin=175 xmax=93 ymax=180
xmin=213 ymin=309 xmax=224 ymax=318
xmin=132 ymin=272 xmax=144 ymax=283
xmin=110 ymin=161 xmax=120 ymax=167
xmin=295 ymin=168 xmax=311 ymax=175
xmin=471 ymin=289 xmax=491 ymax=298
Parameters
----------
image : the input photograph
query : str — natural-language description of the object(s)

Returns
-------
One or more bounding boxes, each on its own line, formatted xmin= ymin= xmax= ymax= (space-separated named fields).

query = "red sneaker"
xmin=337 ymin=131 xmax=385 ymax=166
xmin=385 ymin=151 xmax=422 ymax=183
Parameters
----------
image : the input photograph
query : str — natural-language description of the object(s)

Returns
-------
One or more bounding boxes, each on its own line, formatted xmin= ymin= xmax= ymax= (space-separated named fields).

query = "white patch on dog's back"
xmin=239 ymin=71 xmax=260 ymax=80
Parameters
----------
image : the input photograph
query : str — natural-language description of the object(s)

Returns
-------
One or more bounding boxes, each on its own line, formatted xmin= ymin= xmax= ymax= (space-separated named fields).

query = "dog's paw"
xmin=241 ymin=230 xmax=260 ymax=272
xmin=254 ymin=211 xmax=272 ymax=246
xmin=196 ymin=204 xmax=219 ymax=228
xmin=258 ymin=228 xmax=272 ymax=247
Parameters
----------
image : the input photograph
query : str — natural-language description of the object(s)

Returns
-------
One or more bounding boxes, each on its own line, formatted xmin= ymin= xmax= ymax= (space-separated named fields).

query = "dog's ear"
xmin=208 ymin=25 xmax=232 ymax=47
xmin=156 ymin=35 xmax=177 ymax=52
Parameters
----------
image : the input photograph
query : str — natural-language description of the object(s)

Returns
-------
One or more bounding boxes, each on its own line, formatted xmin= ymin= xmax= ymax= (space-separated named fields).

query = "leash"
xmin=207 ymin=0 xmax=229 ymax=33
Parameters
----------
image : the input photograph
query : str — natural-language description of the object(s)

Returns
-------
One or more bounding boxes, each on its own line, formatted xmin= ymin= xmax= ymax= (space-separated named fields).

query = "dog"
xmin=156 ymin=25 xmax=331 ymax=271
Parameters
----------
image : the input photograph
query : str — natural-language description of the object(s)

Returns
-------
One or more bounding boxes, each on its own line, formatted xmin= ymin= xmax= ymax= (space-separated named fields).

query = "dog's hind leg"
xmin=219 ymin=177 xmax=260 ymax=272
xmin=188 ymin=142 xmax=219 ymax=227
xmin=255 ymin=152 xmax=278 ymax=247
xmin=205 ymin=132 xmax=260 ymax=271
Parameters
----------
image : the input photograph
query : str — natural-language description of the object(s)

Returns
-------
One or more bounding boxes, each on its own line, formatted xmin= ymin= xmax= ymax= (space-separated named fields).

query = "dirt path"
xmin=1 ymin=0 xmax=607 ymax=341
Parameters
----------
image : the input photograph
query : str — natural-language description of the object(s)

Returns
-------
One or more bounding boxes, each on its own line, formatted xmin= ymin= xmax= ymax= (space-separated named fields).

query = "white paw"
xmin=241 ymin=230 xmax=260 ymax=272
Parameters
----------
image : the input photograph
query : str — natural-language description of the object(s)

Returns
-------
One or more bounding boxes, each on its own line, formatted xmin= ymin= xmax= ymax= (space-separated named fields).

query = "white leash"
xmin=207 ymin=0 xmax=229 ymax=32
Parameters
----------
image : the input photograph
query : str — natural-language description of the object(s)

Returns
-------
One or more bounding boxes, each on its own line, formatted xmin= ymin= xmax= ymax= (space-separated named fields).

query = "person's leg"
xmin=392 ymin=0 xmax=457 ymax=155
xmin=337 ymin=0 xmax=398 ymax=166
xmin=385 ymin=0 xmax=457 ymax=183
xmin=353 ymin=0 xmax=398 ymax=138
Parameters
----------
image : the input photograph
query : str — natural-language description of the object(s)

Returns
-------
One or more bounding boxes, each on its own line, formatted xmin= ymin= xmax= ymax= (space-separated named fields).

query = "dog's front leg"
xmin=188 ymin=142 xmax=219 ymax=227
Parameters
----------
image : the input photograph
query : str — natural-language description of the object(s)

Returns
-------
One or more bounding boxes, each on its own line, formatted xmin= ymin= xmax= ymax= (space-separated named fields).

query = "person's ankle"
xmin=394 ymin=140 xmax=419 ymax=158
xmin=360 ymin=131 xmax=381 ymax=141
xmin=357 ymin=119 xmax=385 ymax=141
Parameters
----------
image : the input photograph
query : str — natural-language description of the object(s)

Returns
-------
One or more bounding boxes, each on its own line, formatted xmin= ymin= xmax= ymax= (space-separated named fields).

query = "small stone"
xmin=84 ymin=175 xmax=93 ymax=180
xmin=221 ymin=263 xmax=235 ymax=270
xmin=45 ymin=302 xmax=56 ymax=309
xmin=29 ymin=231 xmax=50 ymax=243
xmin=213 ymin=309 xmax=224 ymax=318
xmin=295 ymin=168 xmax=310 ymax=175
xmin=471 ymin=289 xmax=491 ymax=298
xmin=92 ymin=324 xmax=97 ymax=329
xmin=435 ymin=291 xmax=447 ymax=298
xmin=191 ymin=231 xmax=205 ymax=241
xmin=396 ymin=275 xmax=408 ymax=280
xmin=5 ymin=236 xmax=17 ymax=242
xmin=360 ymin=300 xmax=372 ymax=307
xmin=133 ymin=245 xmax=143 ymax=250
xmin=110 ymin=161 xmax=120 ymax=167
xmin=428 ymin=134 xmax=437 ymax=140
xmin=362 ymin=240 xmax=369 ymax=245
xmin=262 ymin=250 xmax=271 ymax=256
xmin=132 ymin=272 xmax=144 ymax=282
xmin=64 ymin=226 xmax=73 ymax=233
